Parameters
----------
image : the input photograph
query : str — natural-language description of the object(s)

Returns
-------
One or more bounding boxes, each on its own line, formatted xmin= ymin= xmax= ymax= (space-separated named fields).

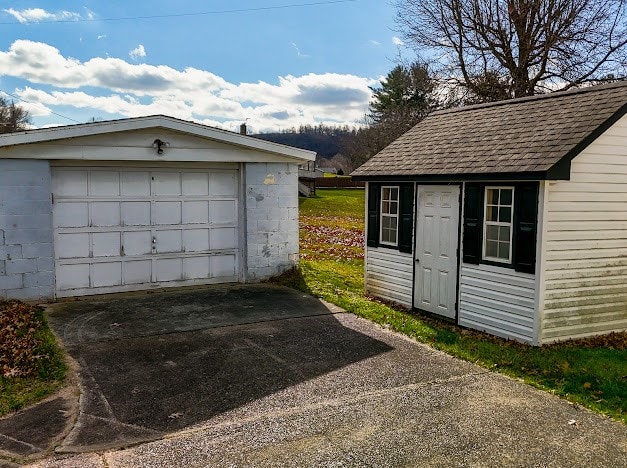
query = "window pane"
xmin=486 ymin=206 xmax=498 ymax=222
xmin=382 ymin=216 xmax=391 ymax=229
xmin=487 ymin=189 xmax=499 ymax=204
xmin=390 ymin=202 xmax=398 ymax=214
xmin=382 ymin=187 xmax=390 ymax=200
xmin=382 ymin=229 xmax=391 ymax=243
xmin=486 ymin=225 xmax=499 ymax=241
xmin=485 ymin=240 xmax=498 ymax=258
xmin=389 ymin=217 xmax=398 ymax=230
xmin=390 ymin=188 xmax=399 ymax=200
xmin=501 ymin=189 xmax=513 ymax=205
xmin=382 ymin=201 xmax=389 ymax=214
xmin=498 ymin=242 xmax=511 ymax=259
xmin=499 ymin=226 xmax=511 ymax=241
xmin=499 ymin=206 xmax=512 ymax=223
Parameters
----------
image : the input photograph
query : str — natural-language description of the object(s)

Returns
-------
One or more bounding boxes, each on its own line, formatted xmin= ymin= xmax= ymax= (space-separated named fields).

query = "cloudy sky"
xmin=0 ymin=0 xmax=406 ymax=133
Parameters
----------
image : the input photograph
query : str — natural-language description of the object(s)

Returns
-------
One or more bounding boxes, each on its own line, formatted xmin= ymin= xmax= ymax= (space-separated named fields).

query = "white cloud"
xmin=392 ymin=36 xmax=404 ymax=46
xmin=291 ymin=43 xmax=310 ymax=58
xmin=3 ymin=40 xmax=376 ymax=132
xmin=3 ymin=8 xmax=81 ymax=23
xmin=97 ymin=35 xmax=107 ymax=40
xmin=369 ymin=40 xmax=381 ymax=46
xmin=129 ymin=45 xmax=146 ymax=60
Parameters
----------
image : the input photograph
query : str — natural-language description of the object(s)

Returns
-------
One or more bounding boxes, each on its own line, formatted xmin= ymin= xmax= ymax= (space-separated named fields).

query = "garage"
xmin=0 ymin=115 xmax=315 ymax=300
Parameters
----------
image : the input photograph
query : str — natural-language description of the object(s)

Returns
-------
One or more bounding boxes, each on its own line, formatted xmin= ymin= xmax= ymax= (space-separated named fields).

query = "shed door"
xmin=414 ymin=186 xmax=460 ymax=319
xmin=52 ymin=166 xmax=240 ymax=297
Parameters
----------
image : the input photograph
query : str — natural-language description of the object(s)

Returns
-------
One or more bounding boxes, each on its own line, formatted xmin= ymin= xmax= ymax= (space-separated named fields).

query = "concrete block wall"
xmin=244 ymin=162 xmax=299 ymax=281
xmin=0 ymin=160 xmax=55 ymax=300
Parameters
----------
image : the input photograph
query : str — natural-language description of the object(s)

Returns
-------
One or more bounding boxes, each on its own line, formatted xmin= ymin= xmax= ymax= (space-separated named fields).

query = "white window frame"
xmin=483 ymin=186 xmax=514 ymax=264
xmin=380 ymin=186 xmax=399 ymax=247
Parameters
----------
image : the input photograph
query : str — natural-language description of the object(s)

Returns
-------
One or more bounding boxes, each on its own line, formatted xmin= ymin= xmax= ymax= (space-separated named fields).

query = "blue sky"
xmin=0 ymin=0 xmax=408 ymax=132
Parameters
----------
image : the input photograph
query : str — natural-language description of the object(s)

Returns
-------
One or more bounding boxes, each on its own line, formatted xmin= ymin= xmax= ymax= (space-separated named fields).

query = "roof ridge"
xmin=432 ymin=80 xmax=627 ymax=116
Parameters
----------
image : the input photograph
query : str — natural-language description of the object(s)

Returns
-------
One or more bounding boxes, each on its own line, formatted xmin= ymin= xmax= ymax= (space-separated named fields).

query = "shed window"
xmin=380 ymin=186 xmax=399 ymax=246
xmin=483 ymin=187 xmax=514 ymax=263
xmin=463 ymin=182 xmax=539 ymax=274
xmin=367 ymin=183 xmax=414 ymax=253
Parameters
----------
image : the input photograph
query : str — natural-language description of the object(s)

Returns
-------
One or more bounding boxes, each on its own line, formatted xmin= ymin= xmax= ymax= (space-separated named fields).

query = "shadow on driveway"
xmin=46 ymin=284 xmax=393 ymax=452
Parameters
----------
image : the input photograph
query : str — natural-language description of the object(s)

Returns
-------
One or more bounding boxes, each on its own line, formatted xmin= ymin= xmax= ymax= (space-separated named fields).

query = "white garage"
xmin=0 ymin=116 xmax=315 ymax=300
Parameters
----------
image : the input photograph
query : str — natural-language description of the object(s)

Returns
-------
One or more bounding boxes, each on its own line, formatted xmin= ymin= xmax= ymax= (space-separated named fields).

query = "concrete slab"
xmin=8 ymin=284 xmax=626 ymax=466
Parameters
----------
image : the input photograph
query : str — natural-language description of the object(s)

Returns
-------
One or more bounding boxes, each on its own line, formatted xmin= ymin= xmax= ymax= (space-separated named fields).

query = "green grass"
xmin=0 ymin=306 xmax=67 ymax=416
xmin=279 ymin=188 xmax=627 ymax=423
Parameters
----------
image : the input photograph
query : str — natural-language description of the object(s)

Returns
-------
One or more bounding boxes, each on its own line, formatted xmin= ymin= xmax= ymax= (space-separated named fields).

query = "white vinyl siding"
xmin=365 ymin=247 xmax=413 ymax=307
xmin=541 ymin=114 xmax=627 ymax=342
xmin=459 ymin=264 xmax=536 ymax=343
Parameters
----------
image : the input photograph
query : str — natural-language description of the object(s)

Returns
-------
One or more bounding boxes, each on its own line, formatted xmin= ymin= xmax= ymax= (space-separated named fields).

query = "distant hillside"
xmin=252 ymin=130 xmax=346 ymax=159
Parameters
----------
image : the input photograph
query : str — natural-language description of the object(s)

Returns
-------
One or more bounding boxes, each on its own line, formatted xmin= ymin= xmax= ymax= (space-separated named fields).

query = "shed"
xmin=0 ymin=115 xmax=315 ymax=300
xmin=352 ymin=81 xmax=627 ymax=345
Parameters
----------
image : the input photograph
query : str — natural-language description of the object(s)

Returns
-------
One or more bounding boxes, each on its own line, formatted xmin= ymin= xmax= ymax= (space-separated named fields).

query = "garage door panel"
xmin=92 ymin=232 xmax=120 ymax=257
xmin=53 ymin=167 xmax=239 ymax=296
xmin=91 ymin=202 xmax=120 ymax=227
xmin=182 ymin=173 xmax=209 ymax=196
xmin=121 ymin=202 xmax=151 ymax=226
xmin=184 ymin=256 xmax=210 ymax=279
xmin=123 ymin=231 xmax=152 ymax=256
xmin=211 ymin=255 xmax=236 ymax=278
xmin=211 ymin=228 xmax=237 ymax=250
xmin=156 ymin=230 xmax=182 ymax=253
xmin=56 ymin=233 xmax=90 ymax=259
xmin=54 ymin=202 xmax=89 ymax=228
xmin=210 ymin=200 xmax=237 ymax=225
xmin=183 ymin=229 xmax=209 ymax=252
xmin=121 ymin=172 xmax=150 ymax=196
xmin=182 ymin=201 xmax=209 ymax=224
xmin=92 ymin=263 xmax=122 ymax=287
xmin=153 ymin=201 xmax=182 ymax=225
xmin=155 ymin=258 xmax=183 ymax=282
xmin=210 ymin=172 xmax=237 ymax=197
xmin=53 ymin=170 xmax=88 ymax=196
xmin=153 ymin=172 xmax=181 ymax=196
xmin=90 ymin=171 xmax=120 ymax=196
xmin=124 ymin=260 xmax=152 ymax=284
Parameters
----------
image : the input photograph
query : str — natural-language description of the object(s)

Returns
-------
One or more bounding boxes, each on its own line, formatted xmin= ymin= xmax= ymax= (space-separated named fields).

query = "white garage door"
xmin=52 ymin=166 xmax=240 ymax=297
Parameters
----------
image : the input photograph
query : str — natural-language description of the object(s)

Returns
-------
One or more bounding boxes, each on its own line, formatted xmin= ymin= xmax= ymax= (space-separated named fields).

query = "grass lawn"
xmin=275 ymin=188 xmax=627 ymax=423
xmin=0 ymin=302 xmax=67 ymax=416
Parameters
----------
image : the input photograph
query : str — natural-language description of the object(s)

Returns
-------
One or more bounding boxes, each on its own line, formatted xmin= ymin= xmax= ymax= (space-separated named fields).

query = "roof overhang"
xmin=0 ymin=115 xmax=316 ymax=163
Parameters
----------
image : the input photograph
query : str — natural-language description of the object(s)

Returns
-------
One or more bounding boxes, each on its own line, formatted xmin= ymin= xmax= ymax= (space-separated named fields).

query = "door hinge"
xmin=51 ymin=193 xmax=54 ymax=204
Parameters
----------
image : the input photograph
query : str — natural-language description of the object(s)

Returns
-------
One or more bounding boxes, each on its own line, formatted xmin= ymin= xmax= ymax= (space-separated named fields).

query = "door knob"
xmin=415 ymin=258 xmax=420 ymax=263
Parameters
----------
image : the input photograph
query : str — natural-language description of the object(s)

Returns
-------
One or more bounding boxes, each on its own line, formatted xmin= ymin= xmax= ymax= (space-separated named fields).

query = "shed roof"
xmin=352 ymin=81 xmax=627 ymax=180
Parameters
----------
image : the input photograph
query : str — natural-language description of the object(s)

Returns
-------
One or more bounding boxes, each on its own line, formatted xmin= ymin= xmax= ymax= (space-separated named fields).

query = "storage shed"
xmin=0 ymin=115 xmax=315 ymax=300
xmin=352 ymin=82 xmax=627 ymax=345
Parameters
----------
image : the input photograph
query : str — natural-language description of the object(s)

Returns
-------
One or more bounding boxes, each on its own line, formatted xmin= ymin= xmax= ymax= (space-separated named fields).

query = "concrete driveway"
xmin=3 ymin=284 xmax=626 ymax=466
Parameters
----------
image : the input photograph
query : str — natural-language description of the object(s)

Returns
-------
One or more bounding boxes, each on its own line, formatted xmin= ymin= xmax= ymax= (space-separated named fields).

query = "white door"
xmin=414 ymin=186 xmax=460 ymax=319
xmin=52 ymin=166 xmax=240 ymax=297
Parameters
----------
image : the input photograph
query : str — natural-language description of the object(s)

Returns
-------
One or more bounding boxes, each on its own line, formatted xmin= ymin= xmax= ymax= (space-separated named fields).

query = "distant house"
xmin=352 ymin=82 xmax=627 ymax=345
xmin=0 ymin=116 xmax=315 ymax=300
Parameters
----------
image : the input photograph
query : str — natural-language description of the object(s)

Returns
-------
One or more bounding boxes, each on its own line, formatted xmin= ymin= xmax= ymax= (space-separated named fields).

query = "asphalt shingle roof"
xmin=352 ymin=81 xmax=627 ymax=178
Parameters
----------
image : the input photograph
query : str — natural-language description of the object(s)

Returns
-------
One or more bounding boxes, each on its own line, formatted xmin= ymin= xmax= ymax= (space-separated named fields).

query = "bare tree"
xmin=0 ymin=97 xmax=31 ymax=133
xmin=395 ymin=0 xmax=627 ymax=98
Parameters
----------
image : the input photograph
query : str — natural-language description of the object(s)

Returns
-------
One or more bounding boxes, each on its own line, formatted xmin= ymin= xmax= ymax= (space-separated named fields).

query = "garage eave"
xmin=0 ymin=115 xmax=316 ymax=162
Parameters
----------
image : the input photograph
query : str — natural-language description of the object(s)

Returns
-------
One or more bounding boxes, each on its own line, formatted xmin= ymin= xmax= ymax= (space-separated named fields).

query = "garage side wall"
xmin=244 ymin=162 xmax=299 ymax=281
xmin=0 ymin=159 xmax=55 ymax=300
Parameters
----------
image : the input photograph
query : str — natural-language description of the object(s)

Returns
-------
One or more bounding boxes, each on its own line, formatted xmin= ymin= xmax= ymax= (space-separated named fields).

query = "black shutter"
xmin=398 ymin=184 xmax=414 ymax=253
xmin=513 ymin=183 xmax=539 ymax=273
xmin=462 ymin=184 xmax=484 ymax=264
xmin=367 ymin=183 xmax=380 ymax=247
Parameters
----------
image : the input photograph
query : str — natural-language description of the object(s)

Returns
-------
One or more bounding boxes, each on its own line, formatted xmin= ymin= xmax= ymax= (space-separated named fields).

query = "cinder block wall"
xmin=244 ymin=162 xmax=299 ymax=281
xmin=0 ymin=160 xmax=55 ymax=300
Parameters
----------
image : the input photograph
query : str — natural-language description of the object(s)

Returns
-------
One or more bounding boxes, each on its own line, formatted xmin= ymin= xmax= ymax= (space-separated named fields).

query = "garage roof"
xmin=352 ymin=81 xmax=627 ymax=180
xmin=0 ymin=115 xmax=316 ymax=162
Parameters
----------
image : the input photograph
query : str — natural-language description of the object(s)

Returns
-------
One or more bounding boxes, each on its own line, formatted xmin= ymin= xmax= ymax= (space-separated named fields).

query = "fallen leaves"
xmin=0 ymin=301 xmax=45 ymax=378
xmin=300 ymin=215 xmax=364 ymax=261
